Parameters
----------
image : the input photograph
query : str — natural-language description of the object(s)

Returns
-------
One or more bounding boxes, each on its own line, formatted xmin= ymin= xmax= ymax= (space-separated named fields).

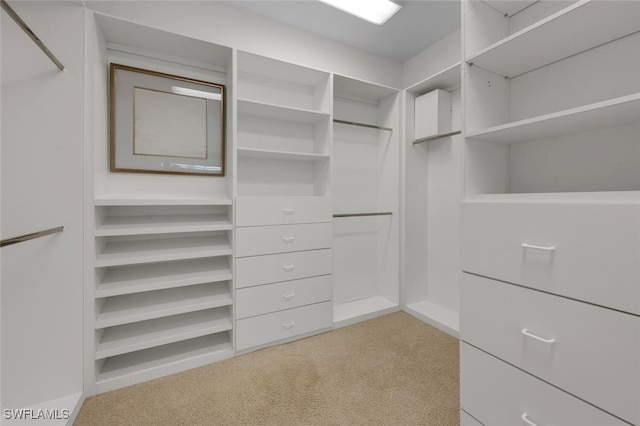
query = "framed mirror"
xmin=110 ymin=63 xmax=226 ymax=176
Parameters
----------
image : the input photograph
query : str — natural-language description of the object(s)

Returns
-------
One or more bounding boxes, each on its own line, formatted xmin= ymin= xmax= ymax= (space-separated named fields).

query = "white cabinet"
xmin=460 ymin=1 xmax=640 ymax=424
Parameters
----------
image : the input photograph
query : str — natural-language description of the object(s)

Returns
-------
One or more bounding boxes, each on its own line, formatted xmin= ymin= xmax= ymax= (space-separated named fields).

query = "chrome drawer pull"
xmin=283 ymin=265 xmax=295 ymax=272
xmin=521 ymin=243 xmax=556 ymax=252
xmin=521 ymin=413 xmax=537 ymax=426
xmin=282 ymin=209 xmax=295 ymax=215
xmin=283 ymin=321 xmax=295 ymax=329
xmin=283 ymin=293 xmax=295 ymax=301
xmin=521 ymin=328 xmax=556 ymax=344
xmin=282 ymin=236 xmax=295 ymax=243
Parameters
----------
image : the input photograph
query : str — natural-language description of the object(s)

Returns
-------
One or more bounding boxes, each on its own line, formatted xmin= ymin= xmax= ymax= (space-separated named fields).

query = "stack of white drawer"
xmin=460 ymin=201 xmax=640 ymax=426
xmin=234 ymin=197 xmax=334 ymax=351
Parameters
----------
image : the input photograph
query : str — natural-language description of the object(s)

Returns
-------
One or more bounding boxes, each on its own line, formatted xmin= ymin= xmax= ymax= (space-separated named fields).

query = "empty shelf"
xmin=94 ymin=195 xmax=232 ymax=206
xmin=96 ymin=257 xmax=232 ymax=298
xmin=96 ymin=333 xmax=233 ymax=388
xmin=95 ymin=214 xmax=232 ymax=236
xmin=406 ymin=62 xmax=461 ymax=95
xmin=96 ymin=308 xmax=232 ymax=359
xmin=467 ymin=0 xmax=640 ymax=77
xmin=237 ymin=147 xmax=330 ymax=162
xmin=95 ymin=235 xmax=232 ymax=267
xmin=467 ymin=93 xmax=640 ymax=143
xmin=95 ymin=283 xmax=232 ymax=328
xmin=237 ymin=98 xmax=329 ymax=124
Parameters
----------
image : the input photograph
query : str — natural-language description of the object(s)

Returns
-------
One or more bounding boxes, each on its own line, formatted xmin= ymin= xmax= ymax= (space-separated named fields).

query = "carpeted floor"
xmin=75 ymin=312 xmax=460 ymax=425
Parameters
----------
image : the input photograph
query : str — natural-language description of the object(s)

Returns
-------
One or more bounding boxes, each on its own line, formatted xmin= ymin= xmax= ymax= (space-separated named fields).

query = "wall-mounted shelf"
xmin=96 ymin=257 xmax=232 ymax=298
xmin=95 ymin=308 xmax=232 ymax=359
xmin=95 ymin=214 xmax=231 ymax=236
xmin=237 ymin=147 xmax=329 ymax=162
xmin=467 ymin=1 xmax=640 ymax=78
xmin=406 ymin=62 xmax=461 ymax=96
xmin=237 ymin=98 xmax=329 ymax=124
xmin=95 ymin=284 xmax=232 ymax=329
xmin=94 ymin=196 xmax=232 ymax=206
xmin=467 ymin=93 xmax=640 ymax=143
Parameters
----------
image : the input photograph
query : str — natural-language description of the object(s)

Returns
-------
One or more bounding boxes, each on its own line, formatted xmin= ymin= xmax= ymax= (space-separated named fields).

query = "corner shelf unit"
xmin=92 ymin=199 xmax=234 ymax=393
xmin=403 ymin=62 xmax=462 ymax=337
xmin=464 ymin=0 xmax=640 ymax=196
xmin=332 ymin=74 xmax=400 ymax=328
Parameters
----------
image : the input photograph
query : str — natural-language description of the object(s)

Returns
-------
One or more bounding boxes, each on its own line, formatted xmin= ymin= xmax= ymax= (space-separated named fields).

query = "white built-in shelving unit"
xmin=332 ymin=75 xmax=400 ymax=327
xmin=403 ymin=62 xmax=462 ymax=337
xmin=460 ymin=1 xmax=640 ymax=425
xmin=87 ymin=13 xmax=236 ymax=394
xmin=233 ymin=52 xmax=333 ymax=352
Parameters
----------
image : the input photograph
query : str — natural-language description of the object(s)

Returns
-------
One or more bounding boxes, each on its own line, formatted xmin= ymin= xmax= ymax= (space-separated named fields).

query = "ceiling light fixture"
xmin=318 ymin=0 xmax=402 ymax=26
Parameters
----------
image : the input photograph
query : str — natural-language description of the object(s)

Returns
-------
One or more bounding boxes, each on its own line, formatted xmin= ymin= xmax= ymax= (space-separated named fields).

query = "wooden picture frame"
xmin=110 ymin=63 xmax=226 ymax=176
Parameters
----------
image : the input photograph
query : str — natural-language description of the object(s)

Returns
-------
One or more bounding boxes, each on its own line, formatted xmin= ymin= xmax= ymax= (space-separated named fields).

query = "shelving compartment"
xmin=332 ymin=75 xmax=400 ymax=327
xmin=464 ymin=8 xmax=640 ymax=196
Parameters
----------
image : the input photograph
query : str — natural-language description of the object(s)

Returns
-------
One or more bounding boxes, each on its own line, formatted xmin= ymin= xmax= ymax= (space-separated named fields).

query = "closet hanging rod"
xmin=333 ymin=212 xmax=393 ymax=218
xmin=1 ymin=226 xmax=64 ymax=248
xmin=1 ymin=0 xmax=65 ymax=71
xmin=333 ymin=119 xmax=393 ymax=132
xmin=412 ymin=130 xmax=461 ymax=145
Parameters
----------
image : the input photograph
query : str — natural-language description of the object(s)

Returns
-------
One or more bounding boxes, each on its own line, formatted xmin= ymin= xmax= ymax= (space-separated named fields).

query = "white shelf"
xmin=94 ymin=196 xmax=232 ymax=206
xmin=96 ymin=334 xmax=233 ymax=393
xmin=96 ymin=257 xmax=232 ymax=298
xmin=237 ymin=147 xmax=330 ymax=162
xmin=467 ymin=93 xmax=640 ymax=143
xmin=467 ymin=0 xmax=640 ymax=77
xmin=95 ymin=283 xmax=232 ymax=328
xmin=406 ymin=62 xmax=461 ymax=95
xmin=95 ymin=235 xmax=232 ymax=267
xmin=96 ymin=308 xmax=232 ymax=359
xmin=333 ymin=296 xmax=399 ymax=329
xmin=404 ymin=300 xmax=459 ymax=338
xmin=465 ymin=191 xmax=640 ymax=204
xmin=95 ymin=214 xmax=231 ymax=236
xmin=237 ymin=98 xmax=330 ymax=124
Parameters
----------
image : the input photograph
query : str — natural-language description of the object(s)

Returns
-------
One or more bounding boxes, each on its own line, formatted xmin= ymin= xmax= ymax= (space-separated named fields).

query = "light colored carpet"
xmin=75 ymin=312 xmax=460 ymax=425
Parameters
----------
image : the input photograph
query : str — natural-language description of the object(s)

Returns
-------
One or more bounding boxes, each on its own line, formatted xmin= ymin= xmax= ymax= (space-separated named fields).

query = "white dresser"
xmin=234 ymin=196 xmax=333 ymax=351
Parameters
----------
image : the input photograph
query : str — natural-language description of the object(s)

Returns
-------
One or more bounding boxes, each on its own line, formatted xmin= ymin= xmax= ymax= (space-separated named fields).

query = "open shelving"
xmin=237 ymin=147 xmax=330 ymax=162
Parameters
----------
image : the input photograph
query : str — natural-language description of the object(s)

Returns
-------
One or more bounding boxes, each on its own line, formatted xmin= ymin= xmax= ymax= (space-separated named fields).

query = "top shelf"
xmin=406 ymin=62 xmax=461 ymax=96
xmin=467 ymin=0 xmax=640 ymax=78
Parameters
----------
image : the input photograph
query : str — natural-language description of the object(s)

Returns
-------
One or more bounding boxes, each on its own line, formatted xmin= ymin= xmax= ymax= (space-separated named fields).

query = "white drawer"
xmin=236 ymin=196 xmax=332 ymax=227
xmin=236 ymin=275 xmax=332 ymax=319
xmin=461 ymin=201 xmax=640 ymax=314
xmin=236 ymin=223 xmax=332 ymax=257
xmin=236 ymin=301 xmax=332 ymax=350
xmin=460 ymin=273 xmax=640 ymax=424
xmin=236 ymin=249 xmax=332 ymax=288
xmin=460 ymin=411 xmax=482 ymax=426
xmin=460 ymin=343 xmax=629 ymax=426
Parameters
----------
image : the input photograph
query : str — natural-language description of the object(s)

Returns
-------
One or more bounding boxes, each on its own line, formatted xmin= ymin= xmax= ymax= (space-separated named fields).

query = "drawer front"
xmin=236 ymin=223 xmax=332 ymax=257
xmin=460 ymin=343 xmax=629 ymax=426
xmin=236 ymin=301 xmax=332 ymax=350
xmin=236 ymin=275 xmax=332 ymax=319
xmin=236 ymin=196 xmax=332 ymax=227
xmin=461 ymin=201 xmax=640 ymax=314
xmin=236 ymin=249 xmax=332 ymax=289
xmin=460 ymin=273 xmax=640 ymax=424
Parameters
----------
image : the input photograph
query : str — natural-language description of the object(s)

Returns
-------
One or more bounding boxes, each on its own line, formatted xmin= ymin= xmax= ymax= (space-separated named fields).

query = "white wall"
xmin=87 ymin=1 xmax=403 ymax=89
xmin=1 ymin=0 xmax=84 ymax=413
xmin=403 ymin=30 xmax=460 ymax=90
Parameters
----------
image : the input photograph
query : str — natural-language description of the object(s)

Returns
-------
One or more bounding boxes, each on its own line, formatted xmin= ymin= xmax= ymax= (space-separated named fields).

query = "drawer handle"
xmin=521 ymin=413 xmax=537 ymax=426
xmin=283 ymin=264 xmax=295 ymax=272
xmin=521 ymin=243 xmax=556 ymax=252
xmin=282 ymin=236 xmax=295 ymax=243
xmin=521 ymin=328 xmax=556 ymax=344
xmin=283 ymin=293 xmax=295 ymax=301
xmin=283 ymin=321 xmax=295 ymax=329
xmin=282 ymin=209 xmax=295 ymax=215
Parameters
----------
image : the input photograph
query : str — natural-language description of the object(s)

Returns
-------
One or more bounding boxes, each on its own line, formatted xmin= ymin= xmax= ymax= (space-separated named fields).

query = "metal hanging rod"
xmin=1 ymin=226 xmax=64 ymax=248
xmin=334 ymin=119 xmax=393 ymax=132
xmin=412 ymin=130 xmax=461 ymax=145
xmin=1 ymin=0 xmax=65 ymax=71
xmin=333 ymin=212 xmax=393 ymax=218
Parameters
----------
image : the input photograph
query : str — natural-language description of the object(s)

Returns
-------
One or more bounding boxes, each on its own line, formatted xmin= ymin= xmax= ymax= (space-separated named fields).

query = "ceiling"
xmin=221 ymin=0 xmax=461 ymax=62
